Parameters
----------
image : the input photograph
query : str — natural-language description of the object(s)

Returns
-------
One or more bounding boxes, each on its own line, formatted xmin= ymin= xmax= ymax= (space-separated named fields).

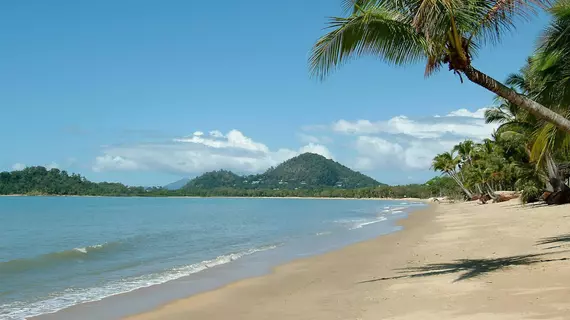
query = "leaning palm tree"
xmin=310 ymin=0 xmax=570 ymax=133
xmin=431 ymin=152 xmax=473 ymax=198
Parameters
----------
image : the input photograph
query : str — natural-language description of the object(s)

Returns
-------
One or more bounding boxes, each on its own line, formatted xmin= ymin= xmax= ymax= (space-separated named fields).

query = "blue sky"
xmin=0 ymin=1 xmax=549 ymax=186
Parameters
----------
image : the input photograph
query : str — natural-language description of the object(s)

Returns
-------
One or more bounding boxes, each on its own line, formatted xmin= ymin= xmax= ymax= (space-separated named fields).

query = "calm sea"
xmin=0 ymin=197 xmax=424 ymax=319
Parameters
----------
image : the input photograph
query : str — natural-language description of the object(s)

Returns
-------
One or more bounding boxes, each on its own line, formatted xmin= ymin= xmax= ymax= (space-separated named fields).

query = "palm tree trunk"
xmin=485 ymin=183 xmax=498 ymax=200
xmin=544 ymin=152 xmax=564 ymax=192
xmin=448 ymin=173 xmax=473 ymax=198
xmin=463 ymin=66 xmax=570 ymax=133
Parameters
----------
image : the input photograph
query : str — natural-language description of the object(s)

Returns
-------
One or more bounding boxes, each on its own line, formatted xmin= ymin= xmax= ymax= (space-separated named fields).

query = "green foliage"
xmin=0 ymin=166 xmax=153 ymax=196
xmin=185 ymin=170 xmax=243 ymax=189
xmin=517 ymin=180 xmax=543 ymax=204
xmin=425 ymin=176 xmax=463 ymax=199
xmin=0 ymin=156 xmax=432 ymax=199
xmin=310 ymin=0 xmax=548 ymax=79
xmin=183 ymin=153 xmax=382 ymax=191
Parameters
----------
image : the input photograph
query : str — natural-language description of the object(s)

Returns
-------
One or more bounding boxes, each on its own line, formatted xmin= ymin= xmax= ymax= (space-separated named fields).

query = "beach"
xmin=126 ymin=200 xmax=570 ymax=320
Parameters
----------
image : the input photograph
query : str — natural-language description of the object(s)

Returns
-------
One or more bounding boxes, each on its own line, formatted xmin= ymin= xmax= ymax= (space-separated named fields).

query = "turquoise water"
xmin=0 ymin=197 xmax=422 ymax=319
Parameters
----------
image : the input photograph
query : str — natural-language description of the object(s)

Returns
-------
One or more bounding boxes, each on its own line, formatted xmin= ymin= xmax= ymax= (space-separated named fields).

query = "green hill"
xmin=0 ymin=166 xmax=153 ymax=196
xmin=184 ymin=170 xmax=243 ymax=189
xmin=183 ymin=153 xmax=382 ymax=190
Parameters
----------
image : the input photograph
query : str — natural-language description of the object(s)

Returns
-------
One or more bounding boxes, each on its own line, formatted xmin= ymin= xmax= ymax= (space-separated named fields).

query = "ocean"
xmin=0 ymin=197 xmax=424 ymax=319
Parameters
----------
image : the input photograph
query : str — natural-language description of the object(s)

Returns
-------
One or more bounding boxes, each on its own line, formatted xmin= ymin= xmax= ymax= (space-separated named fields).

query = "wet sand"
xmin=126 ymin=200 xmax=570 ymax=320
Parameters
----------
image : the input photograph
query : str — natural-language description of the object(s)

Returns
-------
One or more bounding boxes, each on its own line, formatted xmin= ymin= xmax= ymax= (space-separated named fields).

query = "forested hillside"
xmin=0 ymin=166 xmax=154 ymax=196
xmin=182 ymin=153 xmax=381 ymax=191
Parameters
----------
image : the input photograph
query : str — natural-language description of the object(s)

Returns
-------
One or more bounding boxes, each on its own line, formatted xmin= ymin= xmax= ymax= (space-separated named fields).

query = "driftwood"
xmin=493 ymin=193 xmax=519 ymax=203
xmin=471 ymin=192 xmax=519 ymax=204
xmin=543 ymin=189 xmax=570 ymax=205
xmin=542 ymin=178 xmax=570 ymax=205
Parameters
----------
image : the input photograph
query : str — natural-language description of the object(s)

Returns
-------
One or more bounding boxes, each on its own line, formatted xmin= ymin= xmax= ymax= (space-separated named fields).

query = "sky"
xmin=0 ymin=1 xmax=550 ymax=186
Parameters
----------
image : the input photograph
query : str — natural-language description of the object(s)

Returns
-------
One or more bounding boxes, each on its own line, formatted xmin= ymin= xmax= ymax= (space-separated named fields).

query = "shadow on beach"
xmin=537 ymin=233 xmax=570 ymax=250
xmin=359 ymin=252 xmax=569 ymax=284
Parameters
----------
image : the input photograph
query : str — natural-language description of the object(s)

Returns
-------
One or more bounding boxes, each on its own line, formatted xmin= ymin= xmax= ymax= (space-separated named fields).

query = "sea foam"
xmin=0 ymin=245 xmax=277 ymax=320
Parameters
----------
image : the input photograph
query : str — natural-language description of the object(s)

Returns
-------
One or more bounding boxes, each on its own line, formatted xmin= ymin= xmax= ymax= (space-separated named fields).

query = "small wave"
xmin=0 ymin=245 xmax=277 ymax=320
xmin=315 ymin=231 xmax=332 ymax=236
xmin=0 ymin=242 xmax=120 ymax=274
xmin=349 ymin=217 xmax=388 ymax=230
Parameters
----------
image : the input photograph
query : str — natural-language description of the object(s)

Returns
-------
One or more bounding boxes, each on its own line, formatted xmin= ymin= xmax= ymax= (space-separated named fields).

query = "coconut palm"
xmin=533 ymin=0 xmax=570 ymax=107
xmin=431 ymin=151 xmax=473 ymax=198
xmin=310 ymin=0 xmax=570 ymax=133
xmin=453 ymin=140 xmax=475 ymax=165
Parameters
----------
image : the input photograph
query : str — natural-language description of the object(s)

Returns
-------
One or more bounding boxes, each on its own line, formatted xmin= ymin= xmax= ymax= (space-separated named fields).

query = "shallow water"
xmin=0 ymin=197 xmax=423 ymax=319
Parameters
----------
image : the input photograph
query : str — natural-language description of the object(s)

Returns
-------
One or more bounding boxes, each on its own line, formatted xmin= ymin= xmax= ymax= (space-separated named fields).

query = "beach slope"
xmin=127 ymin=201 xmax=570 ymax=319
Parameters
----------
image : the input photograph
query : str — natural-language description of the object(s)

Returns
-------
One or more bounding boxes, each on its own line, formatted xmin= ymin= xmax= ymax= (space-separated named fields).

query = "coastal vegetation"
xmin=184 ymin=153 xmax=381 ymax=190
xmin=312 ymin=0 xmax=570 ymax=204
xmin=429 ymin=0 xmax=570 ymax=204
xmin=0 ymin=154 xmax=444 ymax=199
xmin=310 ymin=0 xmax=570 ymax=133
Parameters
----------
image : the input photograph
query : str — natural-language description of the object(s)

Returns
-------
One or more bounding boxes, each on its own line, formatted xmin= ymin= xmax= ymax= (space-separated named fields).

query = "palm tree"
xmin=453 ymin=140 xmax=475 ymax=165
xmin=484 ymin=76 xmax=570 ymax=193
xmin=431 ymin=152 xmax=473 ymax=198
xmin=310 ymin=0 xmax=570 ymax=133
xmin=533 ymin=0 xmax=570 ymax=107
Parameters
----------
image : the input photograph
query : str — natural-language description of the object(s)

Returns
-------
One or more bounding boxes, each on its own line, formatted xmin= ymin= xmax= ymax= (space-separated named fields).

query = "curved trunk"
xmin=544 ymin=153 xmax=565 ymax=192
xmin=447 ymin=172 xmax=473 ymax=198
xmin=463 ymin=66 xmax=570 ymax=134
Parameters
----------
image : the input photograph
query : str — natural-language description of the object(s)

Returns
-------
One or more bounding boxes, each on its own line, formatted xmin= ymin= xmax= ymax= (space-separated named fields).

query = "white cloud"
xmin=12 ymin=163 xmax=26 ymax=171
xmin=45 ymin=162 xmax=59 ymax=170
xmin=299 ymin=143 xmax=334 ymax=159
xmin=175 ymin=129 xmax=270 ymax=153
xmin=193 ymin=131 xmax=204 ymax=136
xmin=209 ymin=130 xmax=224 ymax=138
xmin=312 ymin=107 xmax=499 ymax=172
xmin=93 ymin=155 xmax=141 ymax=172
xmin=332 ymin=107 xmax=494 ymax=140
xmin=352 ymin=136 xmax=457 ymax=171
xmin=92 ymin=130 xmax=333 ymax=174
xmin=445 ymin=108 xmax=486 ymax=118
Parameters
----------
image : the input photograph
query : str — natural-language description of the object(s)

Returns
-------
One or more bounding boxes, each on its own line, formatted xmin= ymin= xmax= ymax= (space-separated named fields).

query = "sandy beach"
xmin=126 ymin=200 xmax=570 ymax=320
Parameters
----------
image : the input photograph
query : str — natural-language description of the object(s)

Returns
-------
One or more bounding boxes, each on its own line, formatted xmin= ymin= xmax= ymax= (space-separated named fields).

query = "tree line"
xmin=0 ymin=166 xmax=450 ymax=199
xmin=313 ymin=0 xmax=570 ymax=204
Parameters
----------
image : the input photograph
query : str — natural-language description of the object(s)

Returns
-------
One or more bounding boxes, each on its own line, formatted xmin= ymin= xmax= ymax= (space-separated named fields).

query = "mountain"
xmin=183 ymin=153 xmax=382 ymax=190
xmin=184 ymin=170 xmax=243 ymax=189
xmin=163 ymin=178 xmax=191 ymax=190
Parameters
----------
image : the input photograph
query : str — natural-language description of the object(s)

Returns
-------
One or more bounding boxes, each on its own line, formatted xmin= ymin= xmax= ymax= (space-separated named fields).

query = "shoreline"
xmin=30 ymin=199 xmax=424 ymax=320
xmin=123 ymin=200 xmax=570 ymax=320
xmin=0 ymin=194 xmax=427 ymax=201
xmin=122 ymin=202 xmax=437 ymax=320
xmin=120 ymin=203 xmax=437 ymax=320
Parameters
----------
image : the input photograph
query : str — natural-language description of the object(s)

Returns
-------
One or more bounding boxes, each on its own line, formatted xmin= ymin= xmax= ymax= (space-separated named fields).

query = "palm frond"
xmin=505 ymin=72 xmax=527 ymax=91
xmin=484 ymin=107 xmax=512 ymax=124
xmin=309 ymin=6 xmax=426 ymax=80
xmin=469 ymin=0 xmax=551 ymax=46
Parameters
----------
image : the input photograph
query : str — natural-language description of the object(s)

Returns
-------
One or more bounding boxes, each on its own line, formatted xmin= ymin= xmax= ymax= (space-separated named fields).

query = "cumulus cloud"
xmin=93 ymin=155 xmax=141 ymax=172
xmin=175 ymin=130 xmax=270 ymax=153
xmin=299 ymin=143 xmax=334 ymax=159
xmin=309 ymin=107 xmax=499 ymax=171
xmin=12 ymin=163 xmax=26 ymax=171
xmin=332 ymin=107 xmax=494 ymax=140
xmin=92 ymin=130 xmax=333 ymax=174
xmin=352 ymin=136 xmax=461 ymax=171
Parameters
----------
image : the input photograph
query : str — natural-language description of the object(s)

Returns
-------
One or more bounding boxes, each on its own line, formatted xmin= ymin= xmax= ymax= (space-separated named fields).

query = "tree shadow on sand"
xmin=537 ymin=234 xmax=570 ymax=250
xmin=359 ymin=252 xmax=569 ymax=284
